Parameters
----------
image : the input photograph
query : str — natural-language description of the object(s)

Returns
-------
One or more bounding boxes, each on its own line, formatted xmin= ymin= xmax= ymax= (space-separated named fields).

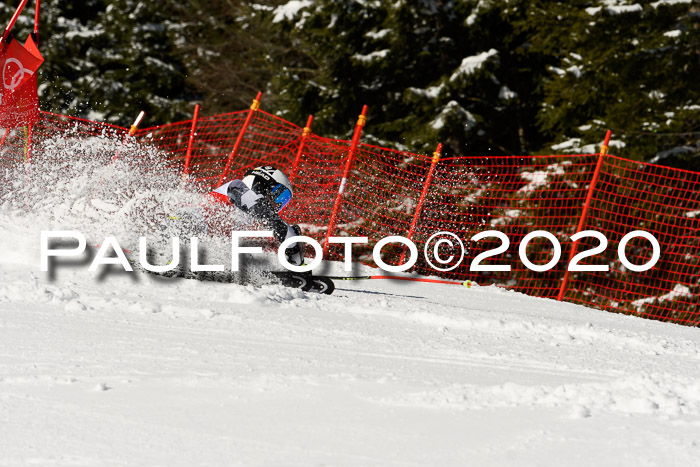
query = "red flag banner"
xmin=0 ymin=34 xmax=43 ymax=128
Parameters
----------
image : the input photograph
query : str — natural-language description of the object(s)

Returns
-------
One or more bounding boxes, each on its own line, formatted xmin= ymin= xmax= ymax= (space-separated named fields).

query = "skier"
xmin=209 ymin=165 xmax=304 ymax=267
xmin=159 ymin=165 xmax=333 ymax=293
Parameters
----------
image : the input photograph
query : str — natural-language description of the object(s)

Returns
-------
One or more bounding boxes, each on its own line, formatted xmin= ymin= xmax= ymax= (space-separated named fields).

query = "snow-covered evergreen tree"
xmin=2 ymin=0 xmax=697 ymax=167
xmin=266 ymin=0 xmax=549 ymax=156
xmin=173 ymin=0 xmax=296 ymax=115
xmin=2 ymin=0 xmax=194 ymax=126
xmin=523 ymin=0 xmax=699 ymax=168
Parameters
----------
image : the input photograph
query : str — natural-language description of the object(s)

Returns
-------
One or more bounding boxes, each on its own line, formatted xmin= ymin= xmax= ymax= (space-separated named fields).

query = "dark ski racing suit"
xmin=212 ymin=180 xmax=304 ymax=266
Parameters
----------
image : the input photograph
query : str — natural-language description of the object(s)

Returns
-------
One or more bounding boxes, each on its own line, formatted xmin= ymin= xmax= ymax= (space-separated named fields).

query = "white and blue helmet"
xmin=242 ymin=166 xmax=293 ymax=212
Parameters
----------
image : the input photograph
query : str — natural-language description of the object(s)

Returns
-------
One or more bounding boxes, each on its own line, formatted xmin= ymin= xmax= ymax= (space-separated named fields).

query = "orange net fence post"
xmin=0 ymin=128 xmax=9 ymax=150
xmin=33 ymin=0 xmax=40 ymax=42
xmin=320 ymin=142 xmax=437 ymax=267
xmin=112 ymin=111 xmax=145 ymax=162
xmin=322 ymin=105 xmax=368 ymax=256
xmin=1 ymin=0 xmax=30 ymax=43
xmin=182 ymin=104 xmax=200 ymax=179
xmin=561 ymin=155 xmax=700 ymax=326
xmin=282 ymin=130 xmax=355 ymax=244
xmin=400 ymin=142 xmax=442 ymax=265
xmin=24 ymin=124 xmax=32 ymax=163
xmin=557 ymin=130 xmax=612 ymax=301
xmin=216 ymin=91 xmax=262 ymax=187
xmin=289 ymin=115 xmax=313 ymax=184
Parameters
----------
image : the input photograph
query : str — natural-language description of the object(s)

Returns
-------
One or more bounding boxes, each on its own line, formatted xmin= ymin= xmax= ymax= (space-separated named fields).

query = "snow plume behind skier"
xmin=2 ymin=134 xmax=202 ymax=246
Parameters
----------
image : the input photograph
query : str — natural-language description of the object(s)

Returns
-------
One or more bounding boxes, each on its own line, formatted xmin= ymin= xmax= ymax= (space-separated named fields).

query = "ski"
xmin=269 ymin=271 xmax=335 ymax=295
xmin=325 ymin=275 xmax=473 ymax=287
xmin=133 ymin=263 xmax=336 ymax=295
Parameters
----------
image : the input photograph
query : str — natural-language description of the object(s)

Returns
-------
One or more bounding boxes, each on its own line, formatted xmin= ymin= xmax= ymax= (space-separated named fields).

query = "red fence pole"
xmin=1 ymin=0 xmax=30 ymax=44
xmin=216 ymin=91 xmax=262 ymax=187
xmin=557 ymin=130 xmax=612 ymax=301
xmin=0 ymin=128 xmax=9 ymax=151
xmin=322 ymin=105 xmax=368 ymax=257
xmin=400 ymin=142 xmax=442 ymax=265
xmin=33 ymin=0 xmax=40 ymax=43
xmin=112 ymin=110 xmax=145 ymax=162
xmin=24 ymin=124 xmax=32 ymax=163
xmin=182 ymin=103 xmax=200 ymax=179
xmin=289 ymin=115 xmax=313 ymax=184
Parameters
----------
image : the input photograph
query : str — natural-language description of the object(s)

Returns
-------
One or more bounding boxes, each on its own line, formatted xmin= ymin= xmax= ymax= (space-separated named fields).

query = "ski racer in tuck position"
xmin=202 ymin=166 xmax=333 ymax=293
xmin=210 ymin=165 xmax=304 ymax=268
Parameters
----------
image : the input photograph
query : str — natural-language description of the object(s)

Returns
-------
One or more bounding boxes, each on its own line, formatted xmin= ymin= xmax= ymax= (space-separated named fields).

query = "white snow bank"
xmin=490 ymin=209 xmax=522 ymax=226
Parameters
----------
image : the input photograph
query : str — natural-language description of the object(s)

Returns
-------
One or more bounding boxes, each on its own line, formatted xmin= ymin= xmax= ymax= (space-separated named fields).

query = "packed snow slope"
xmin=1 ymin=141 xmax=699 ymax=466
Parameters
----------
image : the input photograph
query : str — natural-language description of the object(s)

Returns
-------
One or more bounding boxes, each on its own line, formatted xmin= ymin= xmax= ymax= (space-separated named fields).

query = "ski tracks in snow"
xmin=1 ymin=223 xmax=700 ymax=464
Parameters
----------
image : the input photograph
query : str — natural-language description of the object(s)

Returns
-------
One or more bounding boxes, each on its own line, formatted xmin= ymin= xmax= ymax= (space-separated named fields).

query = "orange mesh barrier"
xmin=0 ymin=111 xmax=127 ymax=190
xmin=563 ymin=157 xmax=700 ymax=325
xmin=3 ymin=107 xmax=698 ymax=327
xmin=407 ymin=155 xmax=601 ymax=297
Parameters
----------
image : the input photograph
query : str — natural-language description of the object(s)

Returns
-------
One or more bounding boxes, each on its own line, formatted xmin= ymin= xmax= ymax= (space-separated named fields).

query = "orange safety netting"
xmin=2 ymin=108 xmax=698 ymax=326
xmin=0 ymin=111 xmax=127 ymax=170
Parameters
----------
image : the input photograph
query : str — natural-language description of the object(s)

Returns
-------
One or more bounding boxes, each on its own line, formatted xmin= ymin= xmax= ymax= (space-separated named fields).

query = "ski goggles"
xmin=271 ymin=183 xmax=292 ymax=211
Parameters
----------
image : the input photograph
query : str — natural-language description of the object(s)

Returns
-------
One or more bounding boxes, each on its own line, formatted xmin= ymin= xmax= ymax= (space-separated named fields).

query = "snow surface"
xmin=1 ymin=139 xmax=700 ymax=465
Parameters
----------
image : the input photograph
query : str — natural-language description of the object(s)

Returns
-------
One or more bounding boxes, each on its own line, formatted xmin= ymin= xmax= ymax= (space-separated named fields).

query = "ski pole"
xmin=326 ymin=275 xmax=473 ymax=287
